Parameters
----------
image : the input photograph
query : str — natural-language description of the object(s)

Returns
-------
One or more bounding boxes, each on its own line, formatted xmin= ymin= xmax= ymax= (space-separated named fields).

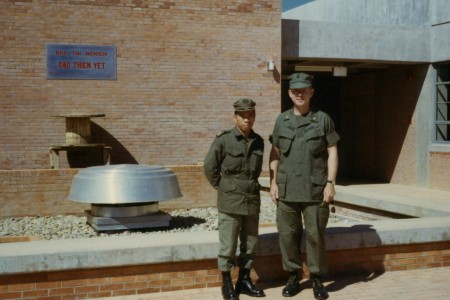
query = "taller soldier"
xmin=204 ymin=98 xmax=266 ymax=300
xmin=269 ymin=73 xmax=339 ymax=299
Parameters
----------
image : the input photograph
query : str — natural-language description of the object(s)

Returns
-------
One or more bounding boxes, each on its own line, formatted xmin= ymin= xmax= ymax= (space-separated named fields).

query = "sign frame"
xmin=46 ymin=44 xmax=117 ymax=80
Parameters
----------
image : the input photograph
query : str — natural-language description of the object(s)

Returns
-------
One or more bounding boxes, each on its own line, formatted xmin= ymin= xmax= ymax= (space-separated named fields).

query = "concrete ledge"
xmin=259 ymin=178 xmax=450 ymax=218
xmin=1 ymin=216 xmax=450 ymax=275
xmin=334 ymin=184 xmax=450 ymax=217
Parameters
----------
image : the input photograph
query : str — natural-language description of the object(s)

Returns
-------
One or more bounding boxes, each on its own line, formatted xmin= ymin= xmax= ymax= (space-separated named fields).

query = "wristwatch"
xmin=326 ymin=180 xmax=335 ymax=185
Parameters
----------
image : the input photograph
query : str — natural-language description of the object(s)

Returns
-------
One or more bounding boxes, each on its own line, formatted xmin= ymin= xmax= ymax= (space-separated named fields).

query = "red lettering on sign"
xmin=94 ymin=62 xmax=105 ymax=69
xmin=85 ymin=51 xmax=107 ymax=57
xmin=58 ymin=61 xmax=70 ymax=69
xmin=56 ymin=51 xmax=67 ymax=56
xmin=72 ymin=62 xmax=92 ymax=69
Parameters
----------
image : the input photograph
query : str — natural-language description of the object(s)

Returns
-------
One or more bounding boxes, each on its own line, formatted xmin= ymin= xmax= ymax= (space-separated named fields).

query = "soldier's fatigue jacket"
xmin=204 ymin=126 xmax=264 ymax=215
xmin=270 ymin=109 xmax=340 ymax=202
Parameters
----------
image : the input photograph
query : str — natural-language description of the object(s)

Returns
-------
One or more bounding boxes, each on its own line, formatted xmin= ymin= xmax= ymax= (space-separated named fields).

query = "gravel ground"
xmin=0 ymin=198 xmax=344 ymax=241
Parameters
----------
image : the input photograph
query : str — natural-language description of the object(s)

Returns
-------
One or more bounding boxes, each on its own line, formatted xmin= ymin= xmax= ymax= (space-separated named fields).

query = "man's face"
xmin=234 ymin=110 xmax=255 ymax=135
xmin=289 ymin=87 xmax=314 ymax=107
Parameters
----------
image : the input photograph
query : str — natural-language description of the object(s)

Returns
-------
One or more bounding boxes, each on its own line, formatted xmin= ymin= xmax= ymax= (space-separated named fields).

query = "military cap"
xmin=289 ymin=72 xmax=313 ymax=89
xmin=233 ymin=98 xmax=256 ymax=111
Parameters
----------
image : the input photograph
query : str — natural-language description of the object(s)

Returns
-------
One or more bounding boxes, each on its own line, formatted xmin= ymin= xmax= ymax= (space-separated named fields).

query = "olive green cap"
xmin=233 ymin=98 xmax=256 ymax=111
xmin=289 ymin=72 xmax=313 ymax=89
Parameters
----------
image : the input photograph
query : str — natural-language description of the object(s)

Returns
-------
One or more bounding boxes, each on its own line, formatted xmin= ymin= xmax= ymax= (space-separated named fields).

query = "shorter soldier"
xmin=204 ymin=99 xmax=266 ymax=300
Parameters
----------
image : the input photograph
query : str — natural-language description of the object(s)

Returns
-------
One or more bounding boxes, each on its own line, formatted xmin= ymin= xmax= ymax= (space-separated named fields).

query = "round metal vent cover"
xmin=68 ymin=164 xmax=182 ymax=204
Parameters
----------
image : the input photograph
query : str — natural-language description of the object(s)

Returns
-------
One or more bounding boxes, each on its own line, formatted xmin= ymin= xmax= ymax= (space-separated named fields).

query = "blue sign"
xmin=47 ymin=44 xmax=116 ymax=80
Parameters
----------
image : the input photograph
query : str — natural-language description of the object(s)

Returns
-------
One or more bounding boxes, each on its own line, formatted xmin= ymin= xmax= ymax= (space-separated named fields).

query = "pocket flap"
xmin=220 ymin=178 xmax=237 ymax=192
xmin=304 ymin=126 xmax=324 ymax=141
xmin=226 ymin=149 xmax=244 ymax=157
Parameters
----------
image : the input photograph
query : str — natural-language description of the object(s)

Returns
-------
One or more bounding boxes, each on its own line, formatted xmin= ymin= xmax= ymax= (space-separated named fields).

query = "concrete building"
xmin=282 ymin=0 xmax=450 ymax=190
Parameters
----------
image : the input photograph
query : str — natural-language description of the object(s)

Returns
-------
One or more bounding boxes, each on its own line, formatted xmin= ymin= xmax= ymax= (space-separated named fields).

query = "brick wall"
xmin=429 ymin=152 xmax=450 ymax=190
xmin=0 ymin=0 xmax=281 ymax=170
xmin=375 ymin=66 xmax=422 ymax=185
xmin=1 ymin=241 xmax=449 ymax=299
xmin=0 ymin=165 xmax=219 ymax=218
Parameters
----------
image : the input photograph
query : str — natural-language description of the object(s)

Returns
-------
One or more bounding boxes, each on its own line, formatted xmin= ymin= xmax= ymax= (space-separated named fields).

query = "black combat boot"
xmin=312 ymin=274 xmax=329 ymax=300
xmin=282 ymin=271 xmax=301 ymax=297
xmin=221 ymin=271 xmax=239 ymax=300
xmin=235 ymin=268 xmax=266 ymax=297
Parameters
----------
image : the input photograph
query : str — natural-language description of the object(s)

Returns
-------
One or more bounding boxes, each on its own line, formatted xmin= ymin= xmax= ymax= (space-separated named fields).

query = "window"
xmin=435 ymin=64 xmax=450 ymax=142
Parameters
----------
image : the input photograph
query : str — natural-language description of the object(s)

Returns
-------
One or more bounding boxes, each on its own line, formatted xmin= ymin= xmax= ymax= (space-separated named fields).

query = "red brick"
xmin=8 ymin=283 xmax=34 ymax=291
xmin=35 ymin=282 xmax=61 ymax=290
xmin=22 ymin=289 xmax=49 ymax=298
xmin=49 ymin=287 xmax=74 ymax=296
xmin=0 ymin=292 xmax=22 ymax=300
xmin=111 ymin=275 xmax=136 ymax=283
xmin=195 ymin=275 xmax=219 ymax=284
xmin=124 ymin=281 xmax=148 ymax=289
xmin=86 ymin=291 xmax=111 ymax=298
xmin=171 ymin=277 xmax=194 ymax=286
xmin=74 ymin=285 xmax=99 ymax=294
xmin=112 ymin=289 xmax=137 ymax=296
xmin=99 ymin=283 xmax=123 ymax=291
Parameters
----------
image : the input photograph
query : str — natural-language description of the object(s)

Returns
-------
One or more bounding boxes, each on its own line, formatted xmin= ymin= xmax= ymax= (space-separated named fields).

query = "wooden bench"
xmin=49 ymin=144 xmax=111 ymax=169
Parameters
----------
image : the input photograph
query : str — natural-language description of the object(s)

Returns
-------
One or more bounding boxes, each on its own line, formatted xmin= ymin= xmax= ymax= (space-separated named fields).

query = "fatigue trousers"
xmin=218 ymin=212 xmax=260 ymax=272
xmin=276 ymin=201 xmax=329 ymax=275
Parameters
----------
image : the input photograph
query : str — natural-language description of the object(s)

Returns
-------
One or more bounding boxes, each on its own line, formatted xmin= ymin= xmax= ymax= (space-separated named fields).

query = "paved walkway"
xmin=99 ymin=266 xmax=450 ymax=300
xmin=93 ymin=183 xmax=450 ymax=300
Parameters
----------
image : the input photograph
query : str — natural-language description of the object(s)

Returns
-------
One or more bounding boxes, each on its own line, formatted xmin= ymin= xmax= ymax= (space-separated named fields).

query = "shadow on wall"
xmin=66 ymin=122 xmax=138 ymax=168
xmin=339 ymin=65 xmax=427 ymax=182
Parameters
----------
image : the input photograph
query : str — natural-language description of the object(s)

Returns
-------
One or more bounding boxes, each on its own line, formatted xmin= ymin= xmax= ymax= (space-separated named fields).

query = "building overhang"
xmin=282 ymin=19 xmax=432 ymax=75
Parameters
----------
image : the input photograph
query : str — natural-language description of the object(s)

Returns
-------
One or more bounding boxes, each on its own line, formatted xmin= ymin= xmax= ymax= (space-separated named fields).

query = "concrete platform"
xmin=259 ymin=177 xmax=450 ymax=217
xmin=334 ymin=181 xmax=450 ymax=217
xmin=1 ymin=183 xmax=450 ymax=275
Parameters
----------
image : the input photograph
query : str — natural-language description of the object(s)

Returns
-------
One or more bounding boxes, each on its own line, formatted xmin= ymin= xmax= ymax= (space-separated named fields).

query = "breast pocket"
xmin=223 ymin=149 xmax=245 ymax=171
xmin=250 ymin=149 xmax=264 ymax=174
xmin=305 ymin=126 xmax=327 ymax=155
xmin=278 ymin=128 xmax=295 ymax=155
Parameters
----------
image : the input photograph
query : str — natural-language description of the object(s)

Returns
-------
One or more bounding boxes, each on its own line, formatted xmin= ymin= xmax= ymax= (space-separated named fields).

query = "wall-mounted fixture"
xmin=333 ymin=66 xmax=347 ymax=77
xmin=294 ymin=65 xmax=348 ymax=77
xmin=267 ymin=59 xmax=275 ymax=71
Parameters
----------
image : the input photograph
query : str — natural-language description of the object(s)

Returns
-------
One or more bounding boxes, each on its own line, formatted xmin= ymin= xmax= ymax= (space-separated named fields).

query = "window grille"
xmin=435 ymin=64 xmax=450 ymax=142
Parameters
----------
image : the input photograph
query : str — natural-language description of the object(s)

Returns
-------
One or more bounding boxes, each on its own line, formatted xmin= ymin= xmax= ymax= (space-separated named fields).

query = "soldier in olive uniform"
xmin=269 ymin=73 xmax=339 ymax=299
xmin=204 ymin=99 xmax=266 ymax=300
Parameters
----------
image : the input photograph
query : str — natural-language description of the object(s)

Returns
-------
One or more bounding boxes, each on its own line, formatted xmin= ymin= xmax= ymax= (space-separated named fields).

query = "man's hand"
xmin=270 ymin=182 xmax=279 ymax=205
xmin=269 ymin=146 xmax=280 ymax=205
xmin=323 ymin=183 xmax=335 ymax=204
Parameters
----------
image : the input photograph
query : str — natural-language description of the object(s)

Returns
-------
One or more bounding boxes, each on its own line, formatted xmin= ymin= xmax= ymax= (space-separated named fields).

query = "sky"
xmin=282 ymin=0 xmax=314 ymax=12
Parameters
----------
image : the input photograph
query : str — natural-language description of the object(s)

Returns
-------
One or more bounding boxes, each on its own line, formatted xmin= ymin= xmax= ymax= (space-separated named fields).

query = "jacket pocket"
xmin=305 ymin=126 xmax=327 ymax=154
xmin=219 ymin=178 xmax=236 ymax=193
xmin=278 ymin=129 xmax=295 ymax=155
xmin=310 ymin=175 xmax=327 ymax=200
xmin=250 ymin=149 xmax=264 ymax=175
xmin=223 ymin=149 xmax=244 ymax=170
